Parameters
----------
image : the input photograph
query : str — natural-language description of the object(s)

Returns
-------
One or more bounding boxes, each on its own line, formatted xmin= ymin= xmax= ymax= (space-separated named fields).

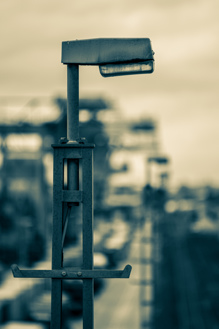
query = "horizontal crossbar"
xmin=11 ymin=264 xmax=132 ymax=279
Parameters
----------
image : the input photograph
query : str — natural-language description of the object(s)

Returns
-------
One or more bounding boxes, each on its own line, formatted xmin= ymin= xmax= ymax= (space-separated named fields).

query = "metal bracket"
xmin=11 ymin=264 xmax=132 ymax=279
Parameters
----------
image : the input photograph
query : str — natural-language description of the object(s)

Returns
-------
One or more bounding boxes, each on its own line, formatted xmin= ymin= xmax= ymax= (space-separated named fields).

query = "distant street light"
xmin=131 ymin=119 xmax=156 ymax=132
xmin=147 ymin=155 xmax=170 ymax=187
xmin=148 ymin=156 xmax=169 ymax=165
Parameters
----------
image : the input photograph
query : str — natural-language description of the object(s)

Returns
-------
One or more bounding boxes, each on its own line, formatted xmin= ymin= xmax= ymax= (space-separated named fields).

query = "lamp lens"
xmin=99 ymin=60 xmax=154 ymax=77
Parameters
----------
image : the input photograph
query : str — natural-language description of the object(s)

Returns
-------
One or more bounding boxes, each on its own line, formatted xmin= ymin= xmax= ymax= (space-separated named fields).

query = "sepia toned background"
xmin=1 ymin=0 xmax=219 ymax=188
xmin=0 ymin=1 xmax=219 ymax=329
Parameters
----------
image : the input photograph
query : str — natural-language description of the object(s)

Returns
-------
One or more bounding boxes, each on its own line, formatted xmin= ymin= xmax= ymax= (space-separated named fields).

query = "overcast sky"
xmin=0 ymin=0 xmax=219 ymax=188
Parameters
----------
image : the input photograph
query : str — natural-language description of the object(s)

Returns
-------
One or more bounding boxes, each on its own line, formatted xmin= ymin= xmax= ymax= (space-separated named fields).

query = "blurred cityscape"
xmin=0 ymin=95 xmax=219 ymax=329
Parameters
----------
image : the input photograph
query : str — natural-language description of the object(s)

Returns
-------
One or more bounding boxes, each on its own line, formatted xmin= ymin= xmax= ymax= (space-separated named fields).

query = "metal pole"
xmin=67 ymin=63 xmax=94 ymax=328
xmin=67 ymin=64 xmax=79 ymax=141
xmin=51 ymin=149 xmax=64 ymax=329
xmin=51 ymin=64 xmax=80 ymax=329
xmin=82 ymin=149 xmax=94 ymax=329
xmin=67 ymin=63 xmax=79 ymax=201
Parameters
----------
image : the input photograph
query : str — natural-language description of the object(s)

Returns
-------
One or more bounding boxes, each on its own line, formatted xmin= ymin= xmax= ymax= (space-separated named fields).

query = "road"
xmin=69 ymin=220 xmax=154 ymax=329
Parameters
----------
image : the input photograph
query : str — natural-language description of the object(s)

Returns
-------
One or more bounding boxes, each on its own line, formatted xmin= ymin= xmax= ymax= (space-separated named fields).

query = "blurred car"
xmin=101 ymin=217 xmax=132 ymax=268
xmin=27 ymin=291 xmax=70 ymax=328
xmin=102 ymin=233 xmax=130 ymax=268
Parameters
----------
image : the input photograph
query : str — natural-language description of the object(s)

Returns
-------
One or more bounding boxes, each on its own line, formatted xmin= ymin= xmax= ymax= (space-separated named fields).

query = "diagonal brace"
xmin=11 ymin=264 xmax=132 ymax=279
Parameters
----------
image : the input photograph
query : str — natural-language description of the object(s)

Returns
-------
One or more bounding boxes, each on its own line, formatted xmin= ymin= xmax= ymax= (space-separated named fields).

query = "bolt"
xmin=59 ymin=137 xmax=68 ymax=144
xmin=62 ymin=271 xmax=67 ymax=277
xmin=77 ymin=272 xmax=82 ymax=277
xmin=76 ymin=137 xmax=87 ymax=144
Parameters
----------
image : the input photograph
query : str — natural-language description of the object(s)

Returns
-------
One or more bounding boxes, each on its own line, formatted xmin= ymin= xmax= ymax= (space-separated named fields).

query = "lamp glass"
xmin=99 ymin=60 xmax=154 ymax=77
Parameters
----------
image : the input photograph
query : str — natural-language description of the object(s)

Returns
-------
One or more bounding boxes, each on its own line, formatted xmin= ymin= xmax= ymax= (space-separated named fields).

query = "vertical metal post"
xmin=67 ymin=64 xmax=79 ymax=141
xmin=51 ymin=148 xmax=64 ymax=329
xmin=67 ymin=64 xmax=80 ymax=201
xmin=66 ymin=63 xmax=95 ymax=329
xmin=51 ymin=64 xmax=80 ymax=329
xmin=67 ymin=62 xmax=94 ymax=328
xmin=82 ymin=148 xmax=94 ymax=329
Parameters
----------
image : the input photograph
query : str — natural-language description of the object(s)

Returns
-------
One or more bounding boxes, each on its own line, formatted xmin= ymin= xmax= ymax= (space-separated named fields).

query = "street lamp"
xmin=12 ymin=38 xmax=155 ymax=329
xmin=147 ymin=155 xmax=170 ymax=188
xmin=62 ymin=38 xmax=154 ymax=142
xmin=148 ymin=156 xmax=169 ymax=165
xmin=62 ymin=38 xmax=155 ymax=329
xmin=62 ymin=38 xmax=154 ymax=329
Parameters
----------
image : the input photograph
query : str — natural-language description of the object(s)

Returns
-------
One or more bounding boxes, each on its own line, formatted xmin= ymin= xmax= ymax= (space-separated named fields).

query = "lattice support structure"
xmin=51 ymin=142 xmax=95 ymax=329
xmin=11 ymin=141 xmax=132 ymax=329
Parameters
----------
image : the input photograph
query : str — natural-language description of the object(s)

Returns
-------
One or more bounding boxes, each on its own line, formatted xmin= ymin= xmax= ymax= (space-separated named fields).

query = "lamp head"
xmin=62 ymin=38 xmax=154 ymax=77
